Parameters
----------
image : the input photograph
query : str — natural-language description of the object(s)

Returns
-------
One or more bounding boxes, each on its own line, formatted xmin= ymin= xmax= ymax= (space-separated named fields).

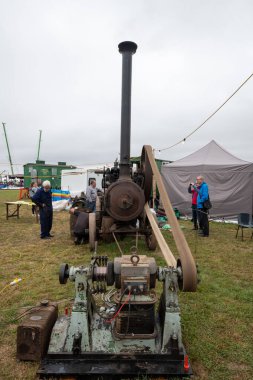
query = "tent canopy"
xmin=161 ymin=140 xmax=253 ymax=218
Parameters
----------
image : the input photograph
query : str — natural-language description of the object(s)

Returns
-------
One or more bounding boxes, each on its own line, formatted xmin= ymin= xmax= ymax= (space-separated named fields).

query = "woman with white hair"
xmin=31 ymin=180 xmax=53 ymax=239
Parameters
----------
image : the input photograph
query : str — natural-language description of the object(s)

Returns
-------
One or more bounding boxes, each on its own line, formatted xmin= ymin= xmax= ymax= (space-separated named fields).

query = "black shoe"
xmin=74 ymin=237 xmax=81 ymax=245
xmin=48 ymin=234 xmax=54 ymax=237
xmin=41 ymin=236 xmax=51 ymax=239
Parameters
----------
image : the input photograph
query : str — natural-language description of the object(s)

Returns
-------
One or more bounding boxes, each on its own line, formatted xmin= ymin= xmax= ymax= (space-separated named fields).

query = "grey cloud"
xmin=0 ymin=0 xmax=253 ymax=175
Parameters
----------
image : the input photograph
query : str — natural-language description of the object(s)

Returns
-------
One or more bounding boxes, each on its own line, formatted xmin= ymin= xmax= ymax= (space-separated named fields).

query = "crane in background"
xmin=36 ymin=129 xmax=42 ymax=161
xmin=2 ymin=122 xmax=14 ymax=176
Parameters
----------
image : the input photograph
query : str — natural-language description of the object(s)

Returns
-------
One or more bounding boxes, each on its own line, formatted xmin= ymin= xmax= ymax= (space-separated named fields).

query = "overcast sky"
xmin=0 ymin=0 xmax=253 ymax=174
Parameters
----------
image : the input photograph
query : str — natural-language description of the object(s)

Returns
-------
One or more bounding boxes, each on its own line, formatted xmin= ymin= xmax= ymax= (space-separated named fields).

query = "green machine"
xmin=36 ymin=252 xmax=193 ymax=378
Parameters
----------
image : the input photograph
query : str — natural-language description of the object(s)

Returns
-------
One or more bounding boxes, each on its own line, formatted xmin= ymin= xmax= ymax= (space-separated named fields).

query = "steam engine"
xmin=71 ymin=41 xmax=154 ymax=249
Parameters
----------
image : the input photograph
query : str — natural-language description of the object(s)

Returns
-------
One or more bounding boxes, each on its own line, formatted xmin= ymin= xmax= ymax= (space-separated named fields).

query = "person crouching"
xmin=69 ymin=207 xmax=90 ymax=244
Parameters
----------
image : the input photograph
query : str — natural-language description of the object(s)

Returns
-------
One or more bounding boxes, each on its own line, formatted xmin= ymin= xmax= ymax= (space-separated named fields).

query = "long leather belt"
xmin=144 ymin=145 xmax=197 ymax=291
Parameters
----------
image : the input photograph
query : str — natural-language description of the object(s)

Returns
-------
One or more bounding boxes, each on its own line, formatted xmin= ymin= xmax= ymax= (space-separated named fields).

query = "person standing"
xmin=188 ymin=182 xmax=199 ymax=230
xmin=196 ymin=176 xmax=209 ymax=237
xmin=86 ymin=180 xmax=97 ymax=213
xmin=29 ymin=182 xmax=38 ymax=215
xmin=32 ymin=180 xmax=53 ymax=239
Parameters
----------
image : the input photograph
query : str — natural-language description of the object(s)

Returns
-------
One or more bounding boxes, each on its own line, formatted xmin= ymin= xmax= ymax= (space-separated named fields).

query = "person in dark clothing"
xmin=188 ymin=182 xmax=199 ymax=230
xmin=70 ymin=208 xmax=89 ymax=244
xmin=32 ymin=180 xmax=53 ymax=239
xmin=29 ymin=181 xmax=38 ymax=215
xmin=154 ymin=193 xmax=160 ymax=210
xmin=196 ymin=176 xmax=209 ymax=237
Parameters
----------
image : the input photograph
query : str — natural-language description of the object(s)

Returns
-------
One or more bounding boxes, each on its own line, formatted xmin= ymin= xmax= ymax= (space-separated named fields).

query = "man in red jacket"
xmin=188 ymin=182 xmax=199 ymax=230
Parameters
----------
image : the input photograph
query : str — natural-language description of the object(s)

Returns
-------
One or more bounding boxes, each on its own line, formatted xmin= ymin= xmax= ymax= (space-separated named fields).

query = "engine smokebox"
xmin=105 ymin=180 xmax=145 ymax=221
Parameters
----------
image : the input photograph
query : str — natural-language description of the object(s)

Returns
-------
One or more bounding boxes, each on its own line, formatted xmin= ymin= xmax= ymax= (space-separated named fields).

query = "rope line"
xmin=157 ymin=71 xmax=253 ymax=152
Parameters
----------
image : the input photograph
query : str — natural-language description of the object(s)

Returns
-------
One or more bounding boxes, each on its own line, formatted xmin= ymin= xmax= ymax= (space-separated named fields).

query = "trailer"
xmin=61 ymin=166 xmax=109 ymax=197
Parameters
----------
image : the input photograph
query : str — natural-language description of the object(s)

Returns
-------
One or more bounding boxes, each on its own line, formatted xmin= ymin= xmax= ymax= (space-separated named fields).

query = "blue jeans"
xmin=86 ymin=200 xmax=96 ymax=213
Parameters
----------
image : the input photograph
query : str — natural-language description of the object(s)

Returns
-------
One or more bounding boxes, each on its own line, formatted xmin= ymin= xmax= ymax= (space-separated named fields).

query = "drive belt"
xmin=143 ymin=145 xmax=197 ymax=292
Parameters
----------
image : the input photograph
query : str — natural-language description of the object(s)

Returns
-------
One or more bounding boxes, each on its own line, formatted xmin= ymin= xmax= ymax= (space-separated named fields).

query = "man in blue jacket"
xmin=196 ymin=176 xmax=209 ymax=237
xmin=32 ymin=180 xmax=53 ymax=239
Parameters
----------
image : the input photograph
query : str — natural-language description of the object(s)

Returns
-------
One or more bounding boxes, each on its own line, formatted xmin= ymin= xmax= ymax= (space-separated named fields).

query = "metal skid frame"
xmin=38 ymin=350 xmax=192 ymax=378
xmin=37 ymin=263 xmax=192 ymax=379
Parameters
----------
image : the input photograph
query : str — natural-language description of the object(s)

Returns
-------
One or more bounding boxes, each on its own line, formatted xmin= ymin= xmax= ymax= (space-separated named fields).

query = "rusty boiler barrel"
xmin=105 ymin=180 xmax=145 ymax=221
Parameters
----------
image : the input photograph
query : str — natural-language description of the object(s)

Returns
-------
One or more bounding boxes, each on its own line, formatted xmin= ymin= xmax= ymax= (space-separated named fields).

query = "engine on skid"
xmin=34 ymin=251 xmax=192 ymax=378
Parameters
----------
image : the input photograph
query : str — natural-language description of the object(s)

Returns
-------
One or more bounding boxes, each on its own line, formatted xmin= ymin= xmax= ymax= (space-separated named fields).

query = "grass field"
xmin=0 ymin=190 xmax=252 ymax=380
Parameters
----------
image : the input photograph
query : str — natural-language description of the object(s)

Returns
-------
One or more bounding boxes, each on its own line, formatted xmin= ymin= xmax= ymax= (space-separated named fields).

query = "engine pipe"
xmin=118 ymin=41 xmax=137 ymax=177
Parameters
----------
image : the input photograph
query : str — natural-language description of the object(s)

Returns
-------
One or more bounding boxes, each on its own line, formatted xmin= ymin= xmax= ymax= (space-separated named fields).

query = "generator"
xmin=36 ymin=251 xmax=194 ymax=379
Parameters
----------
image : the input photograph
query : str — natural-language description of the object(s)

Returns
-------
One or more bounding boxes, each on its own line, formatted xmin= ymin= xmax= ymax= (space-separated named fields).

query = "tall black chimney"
xmin=118 ymin=41 xmax=137 ymax=177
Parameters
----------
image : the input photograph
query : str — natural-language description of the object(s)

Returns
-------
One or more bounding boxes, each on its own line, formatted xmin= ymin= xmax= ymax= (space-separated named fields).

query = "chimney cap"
xmin=118 ymin=41 xmax=137 ymax=54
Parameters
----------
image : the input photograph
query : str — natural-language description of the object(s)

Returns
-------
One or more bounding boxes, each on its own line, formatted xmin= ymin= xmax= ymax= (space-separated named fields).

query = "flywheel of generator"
xmin=141 ymin=145 xmax=153 ymax=202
